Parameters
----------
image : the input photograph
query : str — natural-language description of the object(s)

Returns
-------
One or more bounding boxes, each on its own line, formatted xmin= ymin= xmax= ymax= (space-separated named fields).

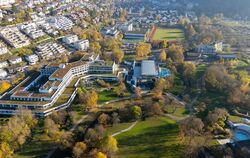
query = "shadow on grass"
xmin=116 ymin=119 xmax=184 ymax=158
xmin=15 ymin=135 xmax=55 ymax=158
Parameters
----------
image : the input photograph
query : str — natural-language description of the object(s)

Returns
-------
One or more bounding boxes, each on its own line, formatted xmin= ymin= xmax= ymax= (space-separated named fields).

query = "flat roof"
xmin=90 ymin=61 xmax=114 ymax=67
xmin=125 ymin=29 xmax=148 ymax=34
xmin=141 ymin=60 xmax=158 ymax=76
xmin=50 ymin=60 xmax=87 ymax=79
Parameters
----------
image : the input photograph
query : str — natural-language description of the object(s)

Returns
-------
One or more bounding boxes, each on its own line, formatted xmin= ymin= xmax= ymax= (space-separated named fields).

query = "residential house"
xmin=25 ymin=54 xmax=39 ymax=65
xmin=74 ymin=39 xmax=89 ymax=51
xmin=0 ymin=69 xmax=7 ymax=78
xmin=8 ymin=56 xmax=22 ymax=65
xmin=0 ymin=61 xmax=8 ymax=68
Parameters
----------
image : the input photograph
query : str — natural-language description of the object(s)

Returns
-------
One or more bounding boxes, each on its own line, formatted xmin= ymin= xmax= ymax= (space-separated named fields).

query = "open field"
xmin=113 ymin=117 xmax=184 ymax=158
xmin=152 ymin=28 xmax=184 ymax=41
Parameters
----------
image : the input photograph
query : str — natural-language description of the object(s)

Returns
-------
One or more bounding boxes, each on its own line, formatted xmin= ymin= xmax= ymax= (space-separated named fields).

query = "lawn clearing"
xmin=124 ymin=54 xmax=136 ymax=61
xmin=196 ymin=64 xmax=207 ymax=78
xmin=114 ymin=117 xmax=184 ymax=158
xmin=105 ymin=122 xmax=134 ymax=136
xmin=229 ymin=115 xmax=242 ymax=123
xmin=164 ymin=104 xmax=188 ymax=117
xmin=169 ymin=74 xmax=185 ymax=95
xmin=14 ymin=128 xmax=54 ymax=158
xmin=153 ymin=28 xmax=184 ymax=41
xmin=98 ymin=89 xmax=117 ymax=103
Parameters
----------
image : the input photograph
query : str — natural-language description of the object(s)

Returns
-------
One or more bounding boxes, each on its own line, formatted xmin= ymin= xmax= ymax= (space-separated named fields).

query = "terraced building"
xmin=0 ymin=54 xmax=122 ymax=117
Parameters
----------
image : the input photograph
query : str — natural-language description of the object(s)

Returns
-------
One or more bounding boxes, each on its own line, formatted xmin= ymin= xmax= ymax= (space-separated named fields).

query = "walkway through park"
xmin=112 ymin=121 xmax=138 ymax=137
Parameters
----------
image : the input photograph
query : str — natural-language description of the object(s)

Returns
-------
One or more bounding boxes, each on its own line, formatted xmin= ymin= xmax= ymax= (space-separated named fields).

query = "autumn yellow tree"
xmin=97 ymin=152 xmax=107 ymax=158
xmin=182 ymin=62 xmax=197 ymax=87
xmin=86 ymin=90 xmax=98 ymax=109
xmin=0 ymin=142 xmax=13 ymax=158
xmin=159 ymin=49 xmax=167 ymax=62
xmin=167 ymin=44 xmax=184 ymax=63
xmin=78 ymin=88 xmax=99 ymax=109
xmin=136 ymin=42 xmax=151 ymax=58
xmin=0 ymin=109 xmax=37 ymax=150
xmin=152 ymin=78 xmax=166 ymax=99
xmin=90 ymin=42 xmax=101 ymax=53
xmin=100 ymin=135 xmax=118 ymax=156
xmin=112 ymin=48 xmax=124 ymax=63
xmin=162 ymin=40 xmax=167 ymax=48
xmin=0 ymin=81 xmax=11 ymax=94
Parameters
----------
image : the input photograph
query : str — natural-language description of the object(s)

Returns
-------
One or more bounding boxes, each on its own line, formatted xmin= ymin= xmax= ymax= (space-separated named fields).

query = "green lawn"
xmin=196 ymin=64 xmax=207 ymax=79
xmin=105 ymin=122 xmax=134 ymax=136
xmin=198 ymin=90 xmax=227 ymax=107
xmin=14 ymin=128 xmax=54 ymax=158
xmin=153 ymin=28 xmax=184 ymax=41
xmin=114 ymin=117 xmax=184 ymax=158
xmin=124 ymin=54 xmax=136 ymax=61
xmin=229 ymin=115 xmax=242 ymax=123
xmin=170 ymin=74 xmax=185 ymax=95
xmin=123 ymin=39 xmax=144 ymax=43
xmin=222 ymin=20 xmax=241 ymax=27
xmin=98 ymin=90 xmax=117 ymax=103
xmin=164 ymin=105 xmax=188 ymax=117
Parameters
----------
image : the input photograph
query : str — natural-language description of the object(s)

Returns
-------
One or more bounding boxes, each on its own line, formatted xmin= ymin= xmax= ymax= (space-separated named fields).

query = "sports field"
xmin=152 ymin=28 xmax=184 ymax=41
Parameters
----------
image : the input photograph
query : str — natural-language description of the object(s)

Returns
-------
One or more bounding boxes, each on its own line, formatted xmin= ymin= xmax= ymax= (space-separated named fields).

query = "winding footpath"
xmin=112 ymin=121 xmax=138 ymax=137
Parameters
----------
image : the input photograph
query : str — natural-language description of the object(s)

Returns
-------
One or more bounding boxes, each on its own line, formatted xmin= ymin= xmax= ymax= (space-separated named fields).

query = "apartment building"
xmin=25 ymin=54 xmax=39 ymax=65
xmin=48 ymin=16 xmax=74 ymax=30
xmin=74 ymin=40 xmax=89 ymax=51
xmin=8 ymin=56 xmax=23 ymax=65
xmin=19 ymin=23 xmax=45 ymax=39
xmin=62 ymin=35 xmax=89 ymax=51
xmin=0 ymin=0 xmax=15 ymax=6
xmin=36 ymin=42 xmax=67 ymax=59
xmin=0 ymin=61 xmax=8 ymax=68
xmin=0 ymin=42 xmax=8 ymax=55
xmin=0 ymin=27 xmax=30 ymax=48
xmin=62 ymin=35 xmax=79 ymax=44
xmin=196 ymin=42 xmax=223 ymax=55
xmin=0 ymin=69 xmax=7 ymax=78
xmin=0 ymin=54 xmax=120 ymax=116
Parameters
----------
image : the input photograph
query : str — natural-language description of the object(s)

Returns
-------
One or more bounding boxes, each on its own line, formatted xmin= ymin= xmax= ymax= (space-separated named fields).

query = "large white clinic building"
xmin=0 ymin=54 xmax=121 ymax=117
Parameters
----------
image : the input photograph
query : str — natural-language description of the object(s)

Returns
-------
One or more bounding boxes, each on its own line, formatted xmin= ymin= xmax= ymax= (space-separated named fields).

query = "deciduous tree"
xmin=73 ymin=142 xmax=87 ymax=158
xmin=100 ymin=135 xmax=118 ymax=156
xmin=159 ymin=49 xmax=167 ymax=62
xmin=136 ymin=42 xmax=151 ymax=58
xmin=98 ymin=113 xmax=110 ymax=125
xmin=0 ymin=81 xmax=11 ymax=94
xmin=131 ymin=106 xmax=142 ymax=120
xmin=114 ymin=82 xmax=126 ymax=97
xmin=97 ymin=152 xmax=107 ymax=158
xmin=135 ymin=87 xmax=142 ymax=99
xmin=0 ymin=142 xmax=13 ymax=158
xmin=112 ymin=48 xmax=124 ymax=63
xmin=167 ymin=44 xmax=184 ymax=63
